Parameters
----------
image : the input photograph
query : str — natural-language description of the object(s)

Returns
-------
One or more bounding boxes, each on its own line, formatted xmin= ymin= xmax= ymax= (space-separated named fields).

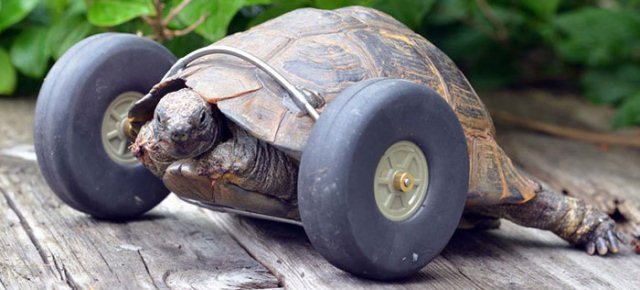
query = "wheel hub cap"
xmin=101 ymin=91 xmax=143 ymax=165
xmin=393 ymin=171 xmax=415 ymax=192
xmin=374 ymin=141 xmax=429 ymax=221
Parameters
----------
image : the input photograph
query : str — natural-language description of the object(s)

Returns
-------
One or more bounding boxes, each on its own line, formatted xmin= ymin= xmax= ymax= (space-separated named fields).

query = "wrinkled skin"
xmin=133 ymin=88 xmax=624 ymax=255
xmin=152 ymin=89 xmax=220 ymax=160
xmin=470 ymin=188 xmax=623 ymax=255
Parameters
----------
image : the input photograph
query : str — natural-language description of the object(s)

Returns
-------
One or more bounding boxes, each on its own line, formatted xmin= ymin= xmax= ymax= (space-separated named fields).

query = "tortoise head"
xmin=152 ymin=88 xmax=220 ymax=159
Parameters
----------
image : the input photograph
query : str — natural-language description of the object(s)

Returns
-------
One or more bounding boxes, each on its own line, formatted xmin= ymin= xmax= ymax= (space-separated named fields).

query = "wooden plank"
xmin=0 ymin=100 xmax=64 ymax=289
xmin=0 ymin=170 xmax=69 ymax=289
xmin=483 ymin=90 xmax=640 ymax=238
xmin=0 ymin=155 xmax=279 ymax=289
xmin=499 ymin=132 xmax=640 ymax=234
xmin=0 ymin=98 xmax=35 ymax=149
xmin=3 ymin=92 xmax=639 ymax=289
xmin=200 ymin=90 xmax=640 ymax=289
xmin=210 ymin=210 xmax=638 ymax=289
xmin=208 ymin=213 xmax=484 ymax=290
xmin=0 ymin=98 xmax=280 ymax=289
xmin=482 ymin=90 xmax=628 ymax=132
xmin=446 ymin=221 xmax=640 ymax=289
xmin=496 ymin=221 xmax=640 ymax=288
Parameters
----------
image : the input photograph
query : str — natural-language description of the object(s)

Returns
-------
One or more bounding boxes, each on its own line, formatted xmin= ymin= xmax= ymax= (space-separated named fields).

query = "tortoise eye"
xmin=199 ymin=110 xmax=207 ymax=125
xmin=156 ymin=113 xmax=163 ymax=124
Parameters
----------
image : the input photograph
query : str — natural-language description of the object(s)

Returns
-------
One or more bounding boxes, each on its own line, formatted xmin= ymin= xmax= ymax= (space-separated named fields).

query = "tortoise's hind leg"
xmin=472 ymin=188 xmax=625 ymax=256
xmin=465 ymin=137 xmax=624 ymax=255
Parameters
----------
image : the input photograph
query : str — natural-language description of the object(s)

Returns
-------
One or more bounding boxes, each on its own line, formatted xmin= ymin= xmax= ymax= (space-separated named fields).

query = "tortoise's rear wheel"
xmin=34 ymin=33 xmax=175 ymax=220
xmin=298 ymin=78 xmax=469 ymax=280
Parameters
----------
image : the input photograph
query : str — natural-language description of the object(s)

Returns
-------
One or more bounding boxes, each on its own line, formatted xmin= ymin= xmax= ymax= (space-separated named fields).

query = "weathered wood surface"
xmin=485 ymin=90 xmax=640 ymax=238
xmin=0 ymin=99 xmax=279 ymax=289
xmin=0 ymin=92 xmax=639 ymax=289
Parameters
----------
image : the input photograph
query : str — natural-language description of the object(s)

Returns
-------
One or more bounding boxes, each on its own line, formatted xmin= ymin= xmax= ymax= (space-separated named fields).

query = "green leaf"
xmin=582 ymin=65 xmax=640 ymax=105
xmin=175 ymin=0 xmax=272 ymax=42
xmin=249 ymin=0 xmax=307 ymax=27
xmin=48 ymin=14 xmax=92 ymax=59
xmin=554 ymin=8 xmax=640 ymax=66
xmin=313 ymin=0 xmax=369 ymax=10
xmin=10 ymin=27 xmax=51 ymax=78
xmin=46 ymin=0 xmax=71 ymax=20
xmin=164 ymin=31 xmax=209 ymax=57
xmin=245 ymin=0 xmax=272 ymax=4
xmin=86 ymin=0 xmax=152 ymax=26
xmin=520 ymin=0 xmax=560 ymax=18
xmin=612 ymin=93 xmax=640 ymax=128
xmin=69 ymin=0 xmax=87 ymax=14
xmin=428 ymin=0 xmax=471 ymax=25
xmin=371 ymin=0 xmax=435 ymax=29
xmin=487 ymin=4 xmax=526 ymax=27
xmin=0 ymin=48 xmax=17 ymax=95
xmin=0 ymin=0 xmax=40 ymax=32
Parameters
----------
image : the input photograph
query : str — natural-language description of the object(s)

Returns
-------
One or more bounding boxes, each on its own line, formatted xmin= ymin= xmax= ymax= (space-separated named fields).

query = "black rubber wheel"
xmin=34 ymin=33 xmax=175 ymax=220
xmin=298 ymin=78 xmax=469 ymax=280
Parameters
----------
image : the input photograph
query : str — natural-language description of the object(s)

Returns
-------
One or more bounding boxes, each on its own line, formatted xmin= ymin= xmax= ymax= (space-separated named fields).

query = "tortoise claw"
xmin=582 ymin=215 xmax=625 ymax=256
xmin=616 ymin=231 xmax=629 ymax=244
xmin=608 ymin=230 xmax=620 ymax=254
xmin=586 ymin=241 xmax=596 ymax=255
xmin=595 ymin=237 xmax=608 ymax=256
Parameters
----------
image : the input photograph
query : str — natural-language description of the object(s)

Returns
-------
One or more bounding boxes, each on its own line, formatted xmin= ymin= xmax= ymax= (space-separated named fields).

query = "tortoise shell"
xmin=132 ymin=6 xmax=538 ymax=206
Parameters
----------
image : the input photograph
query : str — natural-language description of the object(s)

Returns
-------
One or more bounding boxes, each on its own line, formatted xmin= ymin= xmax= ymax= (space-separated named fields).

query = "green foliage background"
xmin=0 ymin=0 xmax=639 ymax=127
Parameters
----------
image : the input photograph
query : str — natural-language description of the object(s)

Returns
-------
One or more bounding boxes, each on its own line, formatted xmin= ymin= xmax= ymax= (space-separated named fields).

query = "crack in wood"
xmin=96 ymin=251 xmax=115 ymax=275
xmin=50 ymin=251 xmax=65 ymax=280
xmin=137 ymin=250 xmax=160 ymax=290
xmin=0 ymin=187 xmax=50 ymax=266
xmin=202 ymin=210 xmax=285 ymax=289
xmin=1 ymin=96 xmax=640 ymax=289
xmin=3 ymin=170 xmax=85 ymax=288
xmin=62 ymin=265 xmax=80 ymax=290
xmin=440 ymin=255 xmax=486 ymax=290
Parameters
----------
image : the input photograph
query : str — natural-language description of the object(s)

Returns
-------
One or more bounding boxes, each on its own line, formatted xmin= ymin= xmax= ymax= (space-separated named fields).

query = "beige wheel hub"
xmin=101 ymin=91 xmax=142 ymax=165
xmin=374 ymin=141 xmax=429 ymax=221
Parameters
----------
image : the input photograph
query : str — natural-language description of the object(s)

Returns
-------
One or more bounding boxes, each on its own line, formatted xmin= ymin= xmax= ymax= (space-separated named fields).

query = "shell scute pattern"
xmin=167 ymin=6 xmax=537 ymax=205
xmin=275 ymin=33 xmax=374 ymax=96
xmin=258 ymin=8 xmax=367 ymax=38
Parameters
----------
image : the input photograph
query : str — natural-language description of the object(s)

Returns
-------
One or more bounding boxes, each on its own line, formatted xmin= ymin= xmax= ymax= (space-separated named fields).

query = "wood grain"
xmin=209 ymin=213 xmax=483 ymax=290
xmin=2 ymin=92 xmax=640 ymax=289
xmin=485 ymin=90 xmax=640 ymax=238
xmin=0 ymin=156 xmax=279 ymax=289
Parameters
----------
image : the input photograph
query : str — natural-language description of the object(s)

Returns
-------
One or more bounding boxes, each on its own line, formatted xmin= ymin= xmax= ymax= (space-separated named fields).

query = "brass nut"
xmin=393 ymin=171 xmax=415 ymax=192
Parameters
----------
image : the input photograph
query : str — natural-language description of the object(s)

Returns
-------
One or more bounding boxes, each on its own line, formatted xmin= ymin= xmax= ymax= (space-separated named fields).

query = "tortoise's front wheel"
xmin=34 ymin=33 xmax=175 ymax=220
xmin=298 ymin=78 xmax=469 ymax=280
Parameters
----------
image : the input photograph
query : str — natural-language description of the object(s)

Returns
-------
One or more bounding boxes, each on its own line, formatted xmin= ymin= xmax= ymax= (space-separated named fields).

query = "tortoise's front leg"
xmin=196 ymin=124 xmax=298 ymax=201
xmin=163 ymin=126 xmax=299 ymax=218
xmin=475 ymin=188 xmax=625 ymax=256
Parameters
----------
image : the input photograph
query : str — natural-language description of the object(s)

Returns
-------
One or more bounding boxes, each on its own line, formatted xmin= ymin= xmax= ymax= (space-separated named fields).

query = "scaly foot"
xmin=582 ymin=213 xmax=625 ymax=256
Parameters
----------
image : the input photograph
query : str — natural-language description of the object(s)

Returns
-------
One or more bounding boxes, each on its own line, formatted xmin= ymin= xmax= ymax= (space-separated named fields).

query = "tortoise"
xmin=35 ymin=6 xmax=623 ymax=280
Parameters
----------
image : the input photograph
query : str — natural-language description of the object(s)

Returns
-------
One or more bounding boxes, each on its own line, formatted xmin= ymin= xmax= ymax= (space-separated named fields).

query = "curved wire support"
xmin=179 ymin=197 xmax=303 ymax=227
xmin=163 ymin=45 xmax=320 ymax=121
